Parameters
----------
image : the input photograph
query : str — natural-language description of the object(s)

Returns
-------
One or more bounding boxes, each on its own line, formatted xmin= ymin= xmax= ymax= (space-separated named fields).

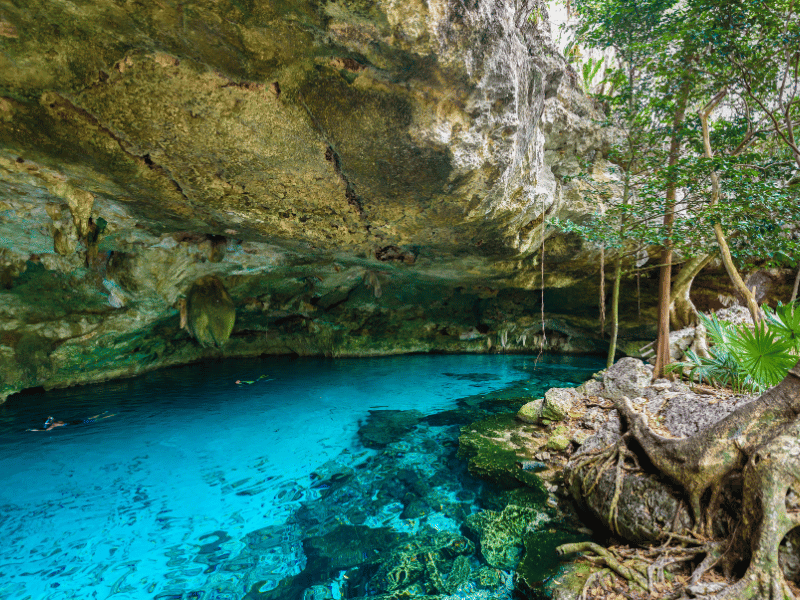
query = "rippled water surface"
xmin=0 ymin=354 xmax=602 ymax=600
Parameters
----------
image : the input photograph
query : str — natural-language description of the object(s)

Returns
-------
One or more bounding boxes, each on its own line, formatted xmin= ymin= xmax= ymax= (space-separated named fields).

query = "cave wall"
xmin=0 ymin=0 xmax=647 ymax=401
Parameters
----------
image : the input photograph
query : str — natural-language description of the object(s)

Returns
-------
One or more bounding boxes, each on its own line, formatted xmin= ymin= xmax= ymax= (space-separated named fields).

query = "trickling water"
xmin=0 ymin=354 xmax=601 ymax=600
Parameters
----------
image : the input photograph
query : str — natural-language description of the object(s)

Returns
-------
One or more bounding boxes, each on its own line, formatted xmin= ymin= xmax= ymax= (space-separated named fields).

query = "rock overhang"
xmin=0 ymin=0 xmax=626 ymax=401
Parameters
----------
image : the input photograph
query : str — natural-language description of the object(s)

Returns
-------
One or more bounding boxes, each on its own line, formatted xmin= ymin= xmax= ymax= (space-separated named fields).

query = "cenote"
xmin=0 ymin=353 xmax=604 ymax=600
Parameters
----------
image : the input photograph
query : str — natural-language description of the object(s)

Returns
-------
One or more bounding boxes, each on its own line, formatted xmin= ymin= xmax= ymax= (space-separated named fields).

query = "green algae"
xmin=457 ymin=413 xmax=547 ymax=490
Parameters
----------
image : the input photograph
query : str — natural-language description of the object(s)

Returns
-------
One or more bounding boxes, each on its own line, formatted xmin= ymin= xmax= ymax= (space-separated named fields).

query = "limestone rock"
xmin=184 ymin=275 xmax=236 ymax=348
xmin=602 ymin=357 xmax=652 ymax=401
xmin=541 ymin=387 xmax=574 ymax=421
xmin=517 ymin=399 xmax=544 ymax=424
xmin=575 ymin=379 xmax=604 ymax=397
xmin=545 ymin=425 xmax=571 ymax=451
xmin=464 ymin=504 xmax=548 ymax=569
xmin=669 ymin=326 xmax=696 ymax=362
xmin=0 ymin=0 xmax=641 ymax=400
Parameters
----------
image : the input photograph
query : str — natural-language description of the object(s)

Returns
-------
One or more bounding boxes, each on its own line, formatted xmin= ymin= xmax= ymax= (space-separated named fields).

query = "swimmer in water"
xmin=235 ymin=375 xmax=273 ymax=385
xmin=28 ymin=411 xmax=115 ymax=431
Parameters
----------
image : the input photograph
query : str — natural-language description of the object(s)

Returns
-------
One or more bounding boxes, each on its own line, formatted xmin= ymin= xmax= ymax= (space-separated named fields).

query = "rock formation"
xmin=1 ymin=0 xmax=634 ymax=400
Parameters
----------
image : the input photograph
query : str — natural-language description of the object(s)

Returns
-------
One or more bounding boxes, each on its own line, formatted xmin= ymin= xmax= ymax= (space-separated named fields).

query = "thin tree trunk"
xmin=699 ymin=89 xmax=761 ymax=325
xmin=600 ymin=246 xmax=606 ymax=336
xmin=607 ymin=176 xmax=631 ymax=368
xmin=791 ymin=265 xmax=800 ymax=303
xmin=654 ymin=78 xmax=693 ymax=379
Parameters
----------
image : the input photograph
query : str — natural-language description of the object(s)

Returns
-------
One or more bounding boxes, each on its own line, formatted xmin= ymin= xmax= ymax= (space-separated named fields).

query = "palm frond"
xmin=763 ymin=301 xmax=800 ymax=352
xmin=728 ymin=321 xmax=796 ymax=388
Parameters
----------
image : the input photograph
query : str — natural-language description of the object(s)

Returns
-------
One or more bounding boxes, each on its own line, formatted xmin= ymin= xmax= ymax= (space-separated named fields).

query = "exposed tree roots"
xmin=559 ymin=361 xmax=800 ymax=599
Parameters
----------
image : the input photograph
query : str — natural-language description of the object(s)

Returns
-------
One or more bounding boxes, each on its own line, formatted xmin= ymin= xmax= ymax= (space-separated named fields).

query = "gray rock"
xmin=576 ymin=379 xmax=605 ymax=396
xmin=565 ymin=451 xmax=693 ymax=544
xmin=541 ymin=388 xmax=575 ymax=421
xmin=602 ymin=358 xmax=653 ymax=401
xmin=669 ymin=326 xmax=696 ymax=362
xmin=662 ymin=392 xmax=754 ymax=437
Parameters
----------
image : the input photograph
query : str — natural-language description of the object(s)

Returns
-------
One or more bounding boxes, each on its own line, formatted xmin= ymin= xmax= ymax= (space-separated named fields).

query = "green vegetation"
xmin=552 ymin=0 xmax=800 ymax=374
xmin=668 ymin=306 xmax=800 ymax=392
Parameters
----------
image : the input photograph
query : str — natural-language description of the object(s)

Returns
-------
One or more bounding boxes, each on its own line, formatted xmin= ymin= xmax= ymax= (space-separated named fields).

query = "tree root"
xmin=578 ymin=567 xmax=612 ymax=600
xmin=560 ymin=361 xmax=800 ymax=600
xmin=571 ymin=436 xmax=639 ymax=537
xmin=557 ymin=537 xmax=723 ymax=597
xmin=558 ymin=541 xmax=649 ymax=591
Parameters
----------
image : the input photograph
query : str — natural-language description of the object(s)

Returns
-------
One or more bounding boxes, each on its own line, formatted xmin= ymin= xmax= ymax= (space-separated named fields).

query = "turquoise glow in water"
xmin=0 ymin=354 xmax=602 ymax=600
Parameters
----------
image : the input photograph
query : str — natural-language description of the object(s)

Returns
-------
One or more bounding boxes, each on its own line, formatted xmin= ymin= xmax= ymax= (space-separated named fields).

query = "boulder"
xmin=602 ymin=357 xmax=652 ymax=401
xmin=541 ymin=387 xmax=575 ymax=421
xmin=517 ymin=399 xmax=543 ymax=424
xmin=545 ymin=425 xmax=571 ymax=451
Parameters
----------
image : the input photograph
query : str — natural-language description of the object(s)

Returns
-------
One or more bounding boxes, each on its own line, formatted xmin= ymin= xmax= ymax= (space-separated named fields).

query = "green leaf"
xmin=727 ymin=321 xmax=796 ymax=388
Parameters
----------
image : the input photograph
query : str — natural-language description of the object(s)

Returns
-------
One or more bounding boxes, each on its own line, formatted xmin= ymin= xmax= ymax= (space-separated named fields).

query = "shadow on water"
xmin=0 ymin=353 xmax=602 ymax=600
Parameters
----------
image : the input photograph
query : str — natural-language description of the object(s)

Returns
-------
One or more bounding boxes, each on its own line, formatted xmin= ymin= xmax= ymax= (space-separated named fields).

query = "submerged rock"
xmin=370 ymin=531 xmax=475 ymax=596
xmin=303 ymin=525 xmax=407 ymax=573
xmin=357 ymin=410 xmax=423 ymax=448
xmin=464 ymin=504 xmax=548 ymax=569
xmin=457 ymin=413 xmax=548 ymax=489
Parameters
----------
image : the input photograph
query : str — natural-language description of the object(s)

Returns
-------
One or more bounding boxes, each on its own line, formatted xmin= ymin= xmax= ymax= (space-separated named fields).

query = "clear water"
xmin=0 ymin=354 xmax=602 ymax=600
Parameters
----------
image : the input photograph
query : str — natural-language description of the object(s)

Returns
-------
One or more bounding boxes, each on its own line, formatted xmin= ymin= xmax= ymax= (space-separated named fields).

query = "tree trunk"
xmin=699 ymin=89 xmax=762 ymax=325
xmin=669 ymin=253 xmax=714 ymax=329
xmin=653 ymin=78 xmax=693 ymax=379
xmin=607 ymin=175 xmax=631 ymax=368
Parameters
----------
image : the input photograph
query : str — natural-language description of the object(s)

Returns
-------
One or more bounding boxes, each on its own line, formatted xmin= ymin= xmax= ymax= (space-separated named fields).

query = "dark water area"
xmin=0 ymin=354 xmax=603 ymax=600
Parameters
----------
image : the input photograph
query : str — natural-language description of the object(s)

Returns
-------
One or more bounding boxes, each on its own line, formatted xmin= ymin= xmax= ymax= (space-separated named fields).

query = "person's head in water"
xmin=40 ymin=417 xmax=66 ymax=430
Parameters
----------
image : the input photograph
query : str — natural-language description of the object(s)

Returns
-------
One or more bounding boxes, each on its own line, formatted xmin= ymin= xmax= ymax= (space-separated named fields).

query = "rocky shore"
xmin=455 ymin=357 xmax=800 ymax=599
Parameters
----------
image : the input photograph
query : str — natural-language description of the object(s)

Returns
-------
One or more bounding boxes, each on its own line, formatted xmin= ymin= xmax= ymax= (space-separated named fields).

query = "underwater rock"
xmin=357 ymin=410 xmax=422 ymax=448
xmin=369 ymin=530 xmax=475 ymax=596
xmin=301 ymin=584 xmax=335 ymax=600
xmin=458 ymin=413 xmax=548 ymax=489
xmin=183 ymin=275 xmax=236 ymax=348
xmin=400 ymin=494 xmax=431 ymax=520
xmin=515 ymin=523 xmax=591 ymax=597
xmin=542 ymin=561 xmax=595 ymax=600
xmin=464 ymin=504 xmax=549 ymax=569
xmin=303 ymin=525 xmax=407 ymax=574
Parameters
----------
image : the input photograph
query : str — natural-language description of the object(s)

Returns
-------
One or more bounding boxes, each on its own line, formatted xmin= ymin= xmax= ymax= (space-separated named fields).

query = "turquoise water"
xmin=0 ymin=354 xmax=602 ymax=600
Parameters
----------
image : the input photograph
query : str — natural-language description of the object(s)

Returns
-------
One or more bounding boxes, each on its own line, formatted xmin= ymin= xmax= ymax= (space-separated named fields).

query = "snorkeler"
xmin=235 ymin=375 xmax=273 ymax=385
xmin=27 ymin=411 xmax=115 ymax=431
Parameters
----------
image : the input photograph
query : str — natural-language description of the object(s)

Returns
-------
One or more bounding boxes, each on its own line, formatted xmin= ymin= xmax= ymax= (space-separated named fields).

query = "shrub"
xmin=668 ymin=303 xmax=800 ymax=393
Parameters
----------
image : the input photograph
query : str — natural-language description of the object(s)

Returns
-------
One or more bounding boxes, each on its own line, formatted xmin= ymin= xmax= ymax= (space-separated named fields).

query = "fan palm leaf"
xmin=727 ymin=321 xmax=796 ymax=388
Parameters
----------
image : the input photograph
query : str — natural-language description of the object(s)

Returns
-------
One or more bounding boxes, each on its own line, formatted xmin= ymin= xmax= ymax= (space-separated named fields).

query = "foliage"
xmin=668 ymin=308 xmax=800 ymax=393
